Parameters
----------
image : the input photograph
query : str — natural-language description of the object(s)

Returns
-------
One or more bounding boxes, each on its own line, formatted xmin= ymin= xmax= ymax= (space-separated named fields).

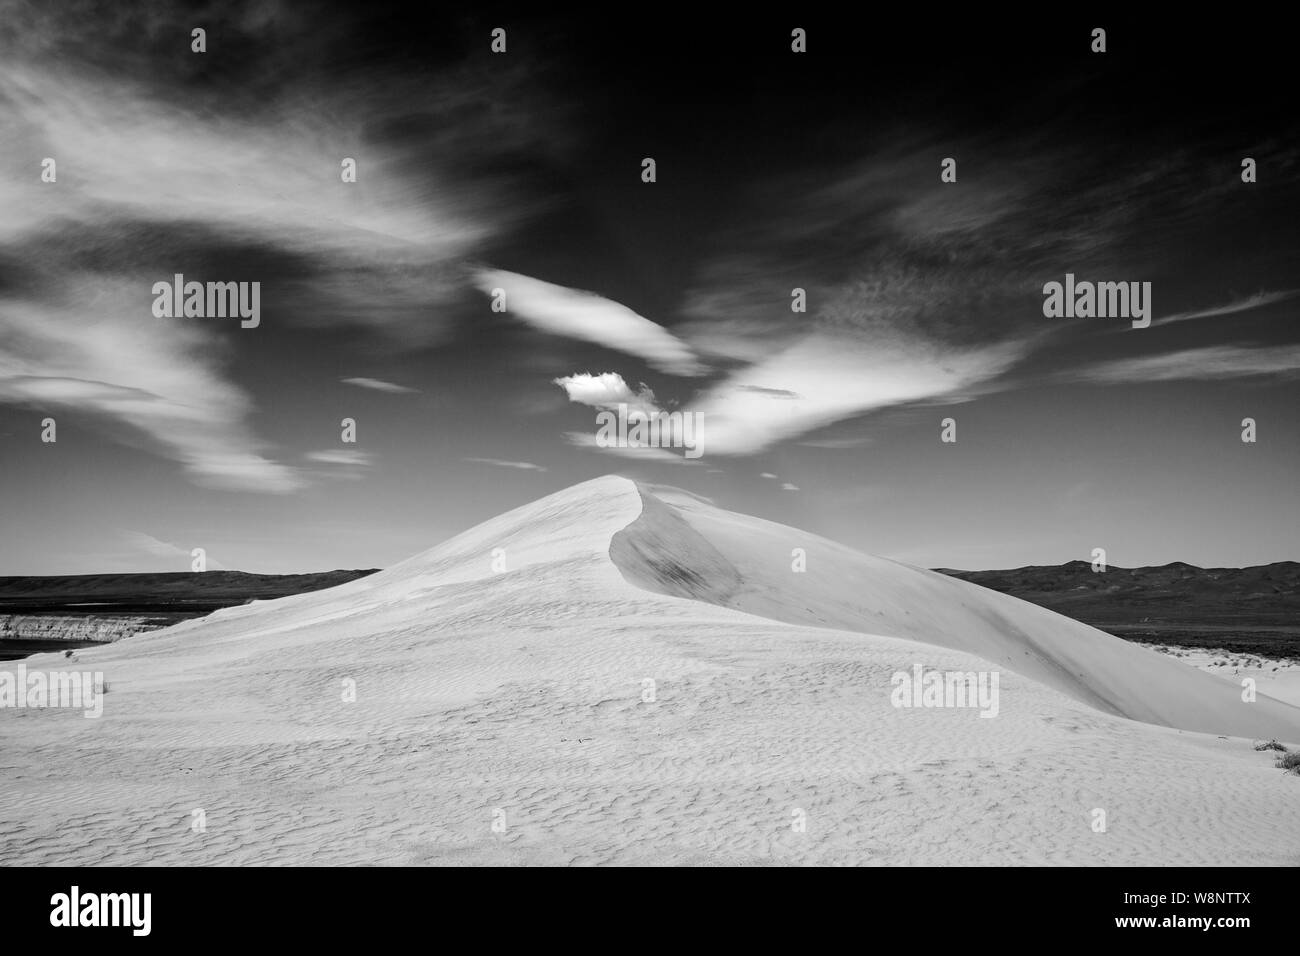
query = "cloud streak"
xmin=122 ymin=531 xmax=224 ymax=570
xmin=464 ymin=457 xmax=548 ymax=472
xmin=1152 ymin=290 xmax=1299 ymax=327
xmin=341 ymin=377 xmax=419 ymax=394
xmin=305 ymin=450 xmax=373 ymax=466
xmin=476 ymin=269 xmax=707 ymax=376
xmin=1064 ymin=345 xmax=1300 ymax=385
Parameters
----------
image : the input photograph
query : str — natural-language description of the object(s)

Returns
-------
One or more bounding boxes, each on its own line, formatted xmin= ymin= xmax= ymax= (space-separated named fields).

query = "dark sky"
xmin=1 ymin=3 xmax=1296 ymax=574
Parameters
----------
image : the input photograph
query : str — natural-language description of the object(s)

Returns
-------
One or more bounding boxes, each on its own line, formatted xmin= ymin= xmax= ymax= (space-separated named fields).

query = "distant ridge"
xmin=936 ymin=560 xmax=1300 ymax=596
xmin=937 ymin=562 xmax=1300 ymax=655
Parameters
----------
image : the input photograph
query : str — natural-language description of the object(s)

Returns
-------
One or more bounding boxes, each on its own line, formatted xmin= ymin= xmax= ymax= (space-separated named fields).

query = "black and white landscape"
xmin=1 ymin=4 xmax=1298 ymax=868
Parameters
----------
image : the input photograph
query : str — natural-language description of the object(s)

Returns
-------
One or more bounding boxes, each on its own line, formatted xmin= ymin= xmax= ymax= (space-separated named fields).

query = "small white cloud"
xmin=553 ymin=372 xmax=661 ymax=419
xmin=781 ymin=482 xmax=800 ymax=491
xmin=760 ymin=472 xmax=777 ymax=479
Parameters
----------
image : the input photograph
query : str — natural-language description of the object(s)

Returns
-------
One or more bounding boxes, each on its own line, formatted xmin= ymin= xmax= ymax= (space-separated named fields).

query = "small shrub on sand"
xmin=1255 ymin=739 xmax=1287 ymax=752
xmin=1277 ymin=752 xmax=1300 ymax=774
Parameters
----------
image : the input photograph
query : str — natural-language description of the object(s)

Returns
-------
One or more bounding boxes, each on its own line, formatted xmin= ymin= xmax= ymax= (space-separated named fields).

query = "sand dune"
xmin=2 ymin=476 xmax=1297 ymax=866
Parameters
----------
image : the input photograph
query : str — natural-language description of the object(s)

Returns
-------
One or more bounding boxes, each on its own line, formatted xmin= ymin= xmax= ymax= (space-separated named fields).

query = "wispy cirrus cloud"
xmin=798 ymin=434 xmax=875 ymax=449
xmin=0 ymin=4 xmax=564 ymax=492
xmin=341 ymin=377 xmax=419 ymax=394
xmin=122 ymin=531 xmax=190 ymax=558
xmin=1063 ymin=345 xmax=1300 ymax=385
xmin=305 ymin=449 xmax=373 ymax=466
xmin=683 ymin=333 xmax=1027 ymax=456
xmin=475 ymin=269 xmax=707 ymax=376
xmin=464 ymin=457 xmax=547 ymax=472
xmin=0 ymin=277 xmax=304 ymax=492
xmin=122 ymin=530 xmax=224 ymax=569
xmin=665 ymin=134 xmax=1300 ymax=456
xmin=1152 ymin=290 xmax=1299 ymax=327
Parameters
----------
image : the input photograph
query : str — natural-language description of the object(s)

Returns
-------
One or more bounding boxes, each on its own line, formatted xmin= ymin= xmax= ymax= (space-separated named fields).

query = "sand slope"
xmin=2 ymin=476 xmax=1297 ymax=866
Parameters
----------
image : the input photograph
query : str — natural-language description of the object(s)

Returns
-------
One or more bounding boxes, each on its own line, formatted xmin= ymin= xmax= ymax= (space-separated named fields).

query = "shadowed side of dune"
xmin=610 ymin=490 xmax=744 ymax=603
xmin=609 ymin=482 xmax=1300 ymax=742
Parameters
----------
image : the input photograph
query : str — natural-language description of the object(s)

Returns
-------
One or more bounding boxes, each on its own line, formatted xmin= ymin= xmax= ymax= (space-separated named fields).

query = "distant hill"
xmin=936 ymin=561 xmax=1300 ymax=656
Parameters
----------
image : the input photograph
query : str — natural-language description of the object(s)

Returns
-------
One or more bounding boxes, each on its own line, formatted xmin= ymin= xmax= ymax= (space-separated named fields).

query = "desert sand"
xmin=2 ymin=476 xmax=1297 ymax=865
xmin=1170 ymin=647 xmax=1300 ymax=709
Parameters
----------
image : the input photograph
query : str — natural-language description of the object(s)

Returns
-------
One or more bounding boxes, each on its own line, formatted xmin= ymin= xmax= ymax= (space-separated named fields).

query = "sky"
xmin=0 ymin=3 xmax=1297 ymax=575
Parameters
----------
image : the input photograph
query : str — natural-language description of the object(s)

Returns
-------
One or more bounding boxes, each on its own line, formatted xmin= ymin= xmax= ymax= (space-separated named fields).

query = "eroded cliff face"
xmin=0 ymin=615 xmax=168 ymax=644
